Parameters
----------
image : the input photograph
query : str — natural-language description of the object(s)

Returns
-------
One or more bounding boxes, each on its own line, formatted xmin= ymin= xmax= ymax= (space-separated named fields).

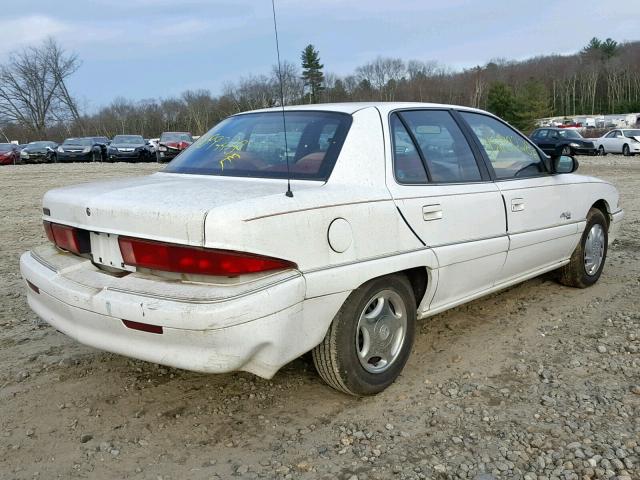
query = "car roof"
xmin=242 ymin=102 xmax=488 ymax=116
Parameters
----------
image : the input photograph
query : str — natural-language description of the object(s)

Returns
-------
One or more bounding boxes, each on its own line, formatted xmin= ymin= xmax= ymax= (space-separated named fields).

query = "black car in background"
xmin=530 ymin=128 xmax=597 ymax=156
xmin=92 ymin=136 xmax=110 ymax=159
xmin=19 ymin=141 xmax=58 ymax=163
xmin=57 ymin=137 xmax=105 ymax=162
xmin=107 ymin=135 xmax=152 ymax=162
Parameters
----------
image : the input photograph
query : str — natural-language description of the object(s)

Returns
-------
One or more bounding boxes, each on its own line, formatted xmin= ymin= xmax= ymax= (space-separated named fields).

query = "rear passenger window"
xmin=460 ymin=112 xmax=546 ymax=180
xmin=534 ymin=129 xmax=548 ymax=139
xmin=391 ymin=110 xmax=482 ymax=183
xmin=391 ymin=114 xmax=428 ymax=183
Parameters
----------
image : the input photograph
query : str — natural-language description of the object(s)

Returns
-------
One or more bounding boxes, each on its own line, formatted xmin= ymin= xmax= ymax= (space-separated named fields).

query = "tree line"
xmin=1 ymin=37 xmax=639 ymax=143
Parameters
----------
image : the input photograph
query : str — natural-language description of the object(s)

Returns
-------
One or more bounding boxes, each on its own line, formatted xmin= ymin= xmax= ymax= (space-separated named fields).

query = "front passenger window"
xmin=460 ymin=112 xmax=546 ymax=180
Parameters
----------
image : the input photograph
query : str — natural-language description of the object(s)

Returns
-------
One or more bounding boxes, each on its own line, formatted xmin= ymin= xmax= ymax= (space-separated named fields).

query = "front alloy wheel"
xmin=312 ymin=274 xmax=416 ymax=396
xmin=559 ymin=207 xmax=608 ymax=288
xmin=561 ymin=145 xmax=571 ymax=156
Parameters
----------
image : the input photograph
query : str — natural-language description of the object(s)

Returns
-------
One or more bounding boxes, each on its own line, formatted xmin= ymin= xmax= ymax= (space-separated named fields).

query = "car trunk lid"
xmin=43 ymin=172 xmax=314 ymax=247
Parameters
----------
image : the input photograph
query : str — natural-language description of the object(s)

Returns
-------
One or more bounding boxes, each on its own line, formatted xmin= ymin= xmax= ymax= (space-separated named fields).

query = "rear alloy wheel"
xmin=558 ymin=208 xmax=608 ymax=288
xmin=598 ymin=145 xmax=606 ymax=156
xmin=622 ymin=144 xmax=631 ymax=156
xmin=561 ymin=145 xmax=571 ymax=156
xmin=312 ymin=274 xmax=416 ymax=396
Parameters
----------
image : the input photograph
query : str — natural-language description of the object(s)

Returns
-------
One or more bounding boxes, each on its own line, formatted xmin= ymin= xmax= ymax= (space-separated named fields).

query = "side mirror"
xmin=552 ymin=154 xmax=579 ymax=174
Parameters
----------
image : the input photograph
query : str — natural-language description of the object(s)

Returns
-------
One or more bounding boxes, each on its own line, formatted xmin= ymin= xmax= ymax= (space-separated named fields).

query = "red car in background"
xmin=156 ymin=132 xmax=193 ymax=162
xmin=0 ymin=143 xmax=20 ymax=165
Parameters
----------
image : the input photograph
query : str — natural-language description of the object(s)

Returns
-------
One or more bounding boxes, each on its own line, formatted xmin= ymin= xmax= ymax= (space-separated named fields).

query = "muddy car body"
xmin=20 ymin=103 xmax=623 ymax=395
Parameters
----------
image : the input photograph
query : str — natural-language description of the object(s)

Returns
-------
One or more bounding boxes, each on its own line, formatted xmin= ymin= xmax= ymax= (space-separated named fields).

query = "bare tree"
xmin=0 ymin=38 xmax=80 ymax=136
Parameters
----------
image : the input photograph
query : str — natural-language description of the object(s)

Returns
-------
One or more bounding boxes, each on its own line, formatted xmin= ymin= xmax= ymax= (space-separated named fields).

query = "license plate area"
xmin=89 ymin=232 xmax=135 ymax=272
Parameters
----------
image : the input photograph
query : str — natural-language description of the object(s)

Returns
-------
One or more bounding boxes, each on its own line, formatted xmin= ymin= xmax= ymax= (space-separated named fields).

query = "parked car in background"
xmin=593 ymin=129 xmax=640 ymax=156
xmin=107 ymin=135 xmax=153 ymax=162
xmin=56 ymin=137 xmax=104 ymax=162
xmin=20 ymin=103 xmax=623 ymax=396
xmin=20 ymin=141 xmax=59 ymax=163
xmin=157 ymin=131 xmax=193 ymax=162
xmin=0 ymin=143 xmax=20 ymax=165
xmin=92 ymin=136 xmax=110 ymax=160
xmin=530 ymin=127 xmax=597 ymax=156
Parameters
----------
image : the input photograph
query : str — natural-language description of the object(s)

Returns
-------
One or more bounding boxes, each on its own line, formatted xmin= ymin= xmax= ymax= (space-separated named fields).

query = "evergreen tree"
xmin=300 ymin=44 xmax=324 ymax=103
xmin=514 ymin=80 xmax=551 ymax=132
xmin=487 ymin=82 xmax=518 ymax=124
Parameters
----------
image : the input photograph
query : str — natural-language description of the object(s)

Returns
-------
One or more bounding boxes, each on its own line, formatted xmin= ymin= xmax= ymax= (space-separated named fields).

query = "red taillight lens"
xmin=43 ymin=221 xmax=55 ymax=243
xmin=43 ymin=221 xmax=90 ymax=254
xmin=118 ymin=236 xmax=296 ymax=276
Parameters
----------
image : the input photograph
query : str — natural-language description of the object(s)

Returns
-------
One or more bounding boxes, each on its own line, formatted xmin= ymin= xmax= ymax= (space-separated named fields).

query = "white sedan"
xmin=593 ymin=128 xmax=640 ymax=156
xmin=20 ymin=103 xmax=623 ymax=395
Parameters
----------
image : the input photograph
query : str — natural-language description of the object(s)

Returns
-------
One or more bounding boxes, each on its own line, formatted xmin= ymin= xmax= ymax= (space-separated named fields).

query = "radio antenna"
xmin=271 ymin=0 xmax=293 ymax=198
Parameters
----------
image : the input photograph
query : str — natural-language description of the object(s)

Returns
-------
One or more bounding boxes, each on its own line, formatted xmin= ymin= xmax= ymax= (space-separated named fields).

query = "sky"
xmin=1 ymin=0 xmax=639 ymax=112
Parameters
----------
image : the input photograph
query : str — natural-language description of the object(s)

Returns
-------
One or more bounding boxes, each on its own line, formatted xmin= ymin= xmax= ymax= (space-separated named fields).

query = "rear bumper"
xmin=574 ymin=147 xmax=597 ymax=156
xmin=57 ymin=152 xmax=93 ymax=162
xmin=108 ymin=152 xmax=143 ymax=162
xmin=20 ymin=246 xmax=346 ymax=378
xmin=157 ymin=150 xmax=181 ymax=162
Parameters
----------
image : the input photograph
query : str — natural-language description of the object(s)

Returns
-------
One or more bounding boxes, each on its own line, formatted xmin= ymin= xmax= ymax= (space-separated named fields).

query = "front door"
xmin=458 ymin=112 xmax=582 ymax=285
xmin=384 ymin=109 xmax=508 ymax=312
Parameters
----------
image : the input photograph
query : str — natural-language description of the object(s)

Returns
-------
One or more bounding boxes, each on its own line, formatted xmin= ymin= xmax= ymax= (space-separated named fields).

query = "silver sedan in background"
xmin=594 ymin=129 xmax=640 ymax=156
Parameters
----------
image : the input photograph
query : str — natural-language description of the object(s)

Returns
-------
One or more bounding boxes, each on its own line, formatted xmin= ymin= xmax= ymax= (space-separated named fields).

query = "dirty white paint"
xmin=21 ymin=102 xmax=624 ymax=378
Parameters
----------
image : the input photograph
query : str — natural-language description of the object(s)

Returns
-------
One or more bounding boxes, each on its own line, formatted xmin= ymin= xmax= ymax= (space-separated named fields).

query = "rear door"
xmin=458 ymin=112 xmax=582 ymax=285
xmin=385 ymin=109 xmax=508 ymax=312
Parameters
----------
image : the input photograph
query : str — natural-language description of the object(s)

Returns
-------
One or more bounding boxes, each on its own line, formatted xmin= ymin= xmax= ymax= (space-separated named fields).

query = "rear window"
xmin=113 ymin=135 xmax=144 ymax=144
xmin=165 ymin=111 xmax=352 ymax=180
xmin=160 ymin=132 xmax=193 ymax=143
xmin=63 ymin=138 xmax=92 ymax=146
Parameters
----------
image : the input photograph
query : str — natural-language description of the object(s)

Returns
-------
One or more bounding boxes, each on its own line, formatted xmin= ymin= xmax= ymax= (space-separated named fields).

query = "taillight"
xmin=118 ymin=236 xmax=296 ymax=276
xmin=43 ymin=221 xmax=90 ymax=254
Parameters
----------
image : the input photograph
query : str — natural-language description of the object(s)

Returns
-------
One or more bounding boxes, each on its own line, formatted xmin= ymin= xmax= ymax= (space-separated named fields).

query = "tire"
xmin=622 ymin=144 xmax=630 ymax=156
xmin=312 ymin=274 xmax=416 ymax=396
xmin=558 ymin=208 xmax=608 ymax=288
xmin=598 ymin=145 xmax=606 ymax=156
xmin=561 ymin=145 xmax=571 ymax=156
xmin=91 ymin=151 xmax=98 ymax=162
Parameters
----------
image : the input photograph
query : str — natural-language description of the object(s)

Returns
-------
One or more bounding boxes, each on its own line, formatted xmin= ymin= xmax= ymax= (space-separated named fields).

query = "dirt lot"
xmin=1 ymin=158 xmax=638 ymax=480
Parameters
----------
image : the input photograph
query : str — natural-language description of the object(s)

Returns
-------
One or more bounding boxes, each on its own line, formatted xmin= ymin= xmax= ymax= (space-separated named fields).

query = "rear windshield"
xmin=557 ymin=129 xmax=582 ymax=139
xmin=161 ymin=132 xmax=193 ymax=143
xmin=113 ymin=135 xmax=144 ymax=144
xmin=165 ymin=111 xmax=352 ymax=180
xmin=0 ymin=143 xmax=13 ymax=152
xmin=63 ymin=138 xmax=92 ymax=146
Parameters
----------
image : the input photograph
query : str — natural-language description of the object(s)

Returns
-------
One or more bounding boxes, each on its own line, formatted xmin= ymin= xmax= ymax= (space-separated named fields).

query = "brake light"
xmin=43 ymin=221 xmax=90 ymax=254
xmin=118 ymin=236 xmax=296 ymax=276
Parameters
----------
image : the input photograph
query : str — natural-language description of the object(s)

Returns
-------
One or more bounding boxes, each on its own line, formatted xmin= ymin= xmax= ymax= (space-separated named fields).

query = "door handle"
xmin=422 ymin=204 xmax=443 ymax=221
xmin=511 ymin=198 xmax=525 ymax=212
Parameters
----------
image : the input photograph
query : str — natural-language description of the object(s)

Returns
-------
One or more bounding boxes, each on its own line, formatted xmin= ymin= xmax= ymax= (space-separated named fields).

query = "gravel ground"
xmin=0 ymin=157 xmax=638 ymax=480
